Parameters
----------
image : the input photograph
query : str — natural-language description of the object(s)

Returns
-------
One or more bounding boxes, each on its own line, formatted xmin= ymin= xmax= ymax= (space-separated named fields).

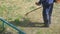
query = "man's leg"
xmin=42 ymin=5 xmax=49 ymax=27
xmin=42 ymin=4 xmax=53 ymax=27
xmin=49 ymin=4 xmax=53 ymax=24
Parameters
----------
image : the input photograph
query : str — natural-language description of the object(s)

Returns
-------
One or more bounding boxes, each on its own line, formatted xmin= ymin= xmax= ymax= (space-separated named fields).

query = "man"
xmin=36 ymin=0 xmax=56 ymax=27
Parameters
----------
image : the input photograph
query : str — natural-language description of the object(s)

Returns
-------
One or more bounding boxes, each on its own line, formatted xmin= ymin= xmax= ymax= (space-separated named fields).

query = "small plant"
xmin=25 ymin=0 xmax=32 ymax=2
xmin=29 ymin=6 xmax=35 ymax=10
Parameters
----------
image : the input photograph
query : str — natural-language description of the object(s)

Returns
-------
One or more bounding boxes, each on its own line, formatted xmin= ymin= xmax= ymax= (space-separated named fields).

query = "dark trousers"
xmin=42 ymin=3 xmax=53 ymax=24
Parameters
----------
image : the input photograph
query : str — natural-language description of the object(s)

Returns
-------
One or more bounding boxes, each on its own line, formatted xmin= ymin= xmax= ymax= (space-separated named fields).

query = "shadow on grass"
xmin=9 ymin=18 xmax=48 ymax=28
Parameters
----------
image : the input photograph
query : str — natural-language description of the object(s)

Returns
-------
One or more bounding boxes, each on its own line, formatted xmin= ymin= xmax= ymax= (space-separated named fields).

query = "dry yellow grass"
xmin=0 ymin=0 xmax=60 ymax=34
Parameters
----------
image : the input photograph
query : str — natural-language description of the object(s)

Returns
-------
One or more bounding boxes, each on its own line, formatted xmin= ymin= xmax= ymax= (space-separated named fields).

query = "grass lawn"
xmin=0 ymin=0 xmax=60 ymax=34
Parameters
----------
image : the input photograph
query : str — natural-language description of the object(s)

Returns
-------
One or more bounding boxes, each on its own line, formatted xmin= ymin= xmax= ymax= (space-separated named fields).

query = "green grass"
xmin=24 ymin=0 xmax=32 ymax=3
xmin=36 ymin=29 xmax=43 ymax=34
xmin=0 ymin=0 xmax=60 ymax=34
xmin=29 ymin=6 xmax=36 ymax=10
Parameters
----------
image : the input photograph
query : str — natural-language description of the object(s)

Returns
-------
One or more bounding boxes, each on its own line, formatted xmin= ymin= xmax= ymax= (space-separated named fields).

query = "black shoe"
xmin=44 ymin=23 xmax=49 ymax=27
xmin=49 ymin=21 xmax=51 ymax=24
xmin=44 ymin=24 xmax=49 ymax=27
